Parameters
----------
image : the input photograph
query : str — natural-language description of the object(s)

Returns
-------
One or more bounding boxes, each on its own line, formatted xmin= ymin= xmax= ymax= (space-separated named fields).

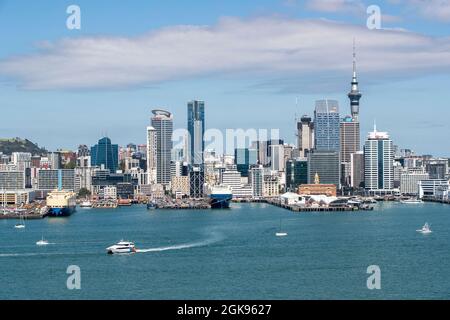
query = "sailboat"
xmin=416 ymin=223 xmax=432 ymax=234
xmin=276 ymin=219 xmax=288 ymax=237
xmin=14 ymin=200 xmax=26 ymax=229
xmin=36 ymin=236 xmax=49 ymax=246
xmin=14 ymin=214 xmax=26 ymax=229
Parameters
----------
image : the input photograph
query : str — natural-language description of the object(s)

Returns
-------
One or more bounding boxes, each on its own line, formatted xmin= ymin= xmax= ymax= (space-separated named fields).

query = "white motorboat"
xmin=79 ymin=201 xmax=92 ymax=208
xmin=275 ymin=219 xmax=288 ymax=237
xmin=106 ymin=240 xmax=137 ymax=254
xmin=276 ymin=232 xmax=288 ymax=237
xmin=416 ymin=223 xmax=432 ymax=234
xmin=401 ymin=199 xmax=424 ymax=204
xmin=14 ymin=223 xmax=25 ymax=229
xmin=36 ymin=237 xmax=49 ymax=246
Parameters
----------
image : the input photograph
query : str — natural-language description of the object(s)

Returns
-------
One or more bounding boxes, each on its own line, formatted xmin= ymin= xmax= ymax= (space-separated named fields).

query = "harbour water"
xmin=1 ymin=202 xmax=449 ymax=300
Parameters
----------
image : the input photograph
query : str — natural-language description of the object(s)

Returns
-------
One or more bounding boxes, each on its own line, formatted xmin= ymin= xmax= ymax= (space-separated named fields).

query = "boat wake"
xmin=136 ymin=232 xmax=224 ymax=253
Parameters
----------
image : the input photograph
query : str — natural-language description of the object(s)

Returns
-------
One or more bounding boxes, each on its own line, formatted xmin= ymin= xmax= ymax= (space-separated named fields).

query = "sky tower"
xmin=348 ymin=40 xmax=362 ymax=121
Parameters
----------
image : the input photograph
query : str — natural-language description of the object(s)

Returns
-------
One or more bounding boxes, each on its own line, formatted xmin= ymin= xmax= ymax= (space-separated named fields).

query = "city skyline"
xmin=1 ymin=1 xmax=450 ymax=156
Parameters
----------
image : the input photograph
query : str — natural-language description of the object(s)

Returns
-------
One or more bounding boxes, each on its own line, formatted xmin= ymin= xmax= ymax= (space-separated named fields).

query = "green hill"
xmin=0 ymin=138 xmax=48 ymax=155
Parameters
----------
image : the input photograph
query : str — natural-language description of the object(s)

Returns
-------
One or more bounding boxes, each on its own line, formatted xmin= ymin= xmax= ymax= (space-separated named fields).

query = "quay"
xmin=423 ymin=197 xmax=450 ymax=205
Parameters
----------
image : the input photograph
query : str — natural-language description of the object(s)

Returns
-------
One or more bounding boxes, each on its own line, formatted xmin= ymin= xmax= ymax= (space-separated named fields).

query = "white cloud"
xmin=0 ymin=16 xmax=449 ymax=92
xmin=392 ymin=0 xmax=450 ymax=22
xmin=304 ymin=0 xmax=365 ymax=13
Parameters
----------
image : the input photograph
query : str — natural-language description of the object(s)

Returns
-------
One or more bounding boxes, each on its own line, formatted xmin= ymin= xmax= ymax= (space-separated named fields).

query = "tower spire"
xmin=348 ymin=38 xmax=362 ymax=122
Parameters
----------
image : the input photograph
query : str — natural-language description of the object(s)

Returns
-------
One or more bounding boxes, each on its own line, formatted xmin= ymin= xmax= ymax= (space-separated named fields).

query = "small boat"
xmin=147 ymin=201 xmax=158 ymax=210
xmin=400 ymin=198 xmax=424 ymax=204
xmin=14 ymin=213 xmax=26 ymax=229
xmin=106 ymin=240 xmax=137 ymax=255
xmin=36 ymin=237 xmax=49 ymax=246
xmin=79 ymin=200 xmax=92 ymax=208
xmin=416 ymin=223 xmax=432 ymax=234
xmin=275 ymin=219 xmax=288 ymax=237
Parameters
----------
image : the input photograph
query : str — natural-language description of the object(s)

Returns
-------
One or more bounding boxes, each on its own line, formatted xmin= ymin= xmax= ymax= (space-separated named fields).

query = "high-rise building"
xmin=251 ymin=165 xmax=264 ymax=198
xmin=234 ymin=148 xmax=257 ymax=177
xmin=340 ymin=116 xmax=361 ymax=163
xmin=307 ymin=150 xmax=340 ymax=187
xmin=90 ymin=137 xmax=119 ymax=173
xmin=340 ymin=115 xmax=361 ymax=185
xmin=314 ymin=100 xmax=340 ymax=152
xmin=285 ymin=158 xmax=308 ymax=191
xmin=151 ymin=110 xmax=173 ymax=186
xmin=187 ymin=100 xmax=205 ymax=166
xmin=364 ymin=126 xmax=394 ymax=191
xmin=146 ymin=126 xmax=157 ymax=184
xmin=270 ymin=144 xmax=285 ymax=172
xmin=297 ymin=115 xmax=314 ymax=158
xmin=350 ymin=151 xmax=364 ymax=188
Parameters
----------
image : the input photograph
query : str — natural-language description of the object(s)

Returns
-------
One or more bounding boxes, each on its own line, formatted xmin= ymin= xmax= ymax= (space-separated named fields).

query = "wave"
xmin=136 ymin=232 xmax=224 ymax=253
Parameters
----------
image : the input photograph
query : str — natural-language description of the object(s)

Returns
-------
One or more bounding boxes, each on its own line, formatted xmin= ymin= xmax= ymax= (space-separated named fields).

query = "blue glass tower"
xmin=91 ymin=137 xmax=119 ymax=173
xmin=187 ymin=100 xmax=205 ymax=165
xmin=314 ymin=100 xmax=340 ymax=152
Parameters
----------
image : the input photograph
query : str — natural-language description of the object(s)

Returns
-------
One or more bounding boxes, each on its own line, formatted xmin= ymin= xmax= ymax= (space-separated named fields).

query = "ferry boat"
xmin=106 ymin=241 xmax=137 ymax=255
xmin=210 ymin=185 xmax=232 ymax=209
xmin=46 ymin=189 xmax=77 ymax=217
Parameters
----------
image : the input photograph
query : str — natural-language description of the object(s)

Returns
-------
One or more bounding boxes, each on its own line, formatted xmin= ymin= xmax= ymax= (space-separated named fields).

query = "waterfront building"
xmin=234 ymin=148 xmax=257 ymax=177
xmin=364 ymin=126 xmax=394 ymax=192
xmin=285 ymin=158 xmax=308 ymax=191
xmin=146 ymin=126 xmax=157 ymax=184
xmin=37 ymin=169 xmax=75 ymax=191
xmin=314 ymin=100 xmax=340 ymax=152
xmin=418 ymin=179 xmax=450 ymax=199
xmin=350 ymin=151 xmax=364 ymax=188
xmin=425 ymin=161 xmax=448 ymax=179
xmin=151 ymin=109 xmax=173 ymax=186
xmin=116 ymin=182 xmax=134 ymax=199
xmin=299 ymin=173 xmax=337 ymax=197
xmin=221 ymin=167 xmax=242 ymax=194
xmin=400 ymin=169 xmax=429 ymax=195
xmin=0 ymin=171 xmax=25 ymax=190
xmin=307 ymin=150 xmax=340 ymax=187
xmin=171 ymin=176 xmax=190 ymax=197
xmin=103 ymin=186 xmax=117 ymax=200
xmin=187 ymin=100 xmax=205 ymax=165
xmin=297 ymin=115 xmax=314 ymax=158
xmin=0 ymin=190 xmax=35 ymax=205
xmin=91 ymin=137 xmax=119 ymax=173
xmin=251 ymin=165 xmax=264 ymax=197
xmin=263 ymin=175 xmax=280 ymax=197
xmin=232 ymin=184 xmax=253 ymax=199
xmin=139 ymin=184 xmax=165 ymax=199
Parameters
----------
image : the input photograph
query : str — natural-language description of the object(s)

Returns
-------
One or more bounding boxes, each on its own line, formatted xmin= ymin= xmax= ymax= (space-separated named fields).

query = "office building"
xmin=234 ymin=148 xmax=257 ymax=177
xmin=91 ymin=137 xmax=119 ymax=173
xmin=307 ymin=150 xmax=340 ymax=187
xmin=38 ymin=169 xmax=75 ymax=191
xmin=350 ymin=151 xmax=364 ymax=188
xmin=297 ymin=115 xmax=314 ymax=158
xmin=187 ymin=100 xmax=205 ymax=165
xmin=314 ymin=100 xmax=340 ymax=152
xmin=285 ymin=158 xmax=308 ymax=191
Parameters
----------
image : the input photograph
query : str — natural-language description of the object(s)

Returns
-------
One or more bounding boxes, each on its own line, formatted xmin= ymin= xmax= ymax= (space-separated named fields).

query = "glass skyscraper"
xmin=314 ymin=100 xmax=340 ymax=152
xmin=234 ymin=148 xmax=257 ymax=177
xmin=90 ymin=137 xmax=119 ymax=173
xmin=187 ymin=100 xmax=205 ymax=165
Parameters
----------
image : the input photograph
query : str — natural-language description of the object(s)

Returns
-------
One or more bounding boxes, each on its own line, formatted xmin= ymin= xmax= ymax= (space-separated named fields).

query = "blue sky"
xmin=0 ymin=0 xmax=450 ymax=156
